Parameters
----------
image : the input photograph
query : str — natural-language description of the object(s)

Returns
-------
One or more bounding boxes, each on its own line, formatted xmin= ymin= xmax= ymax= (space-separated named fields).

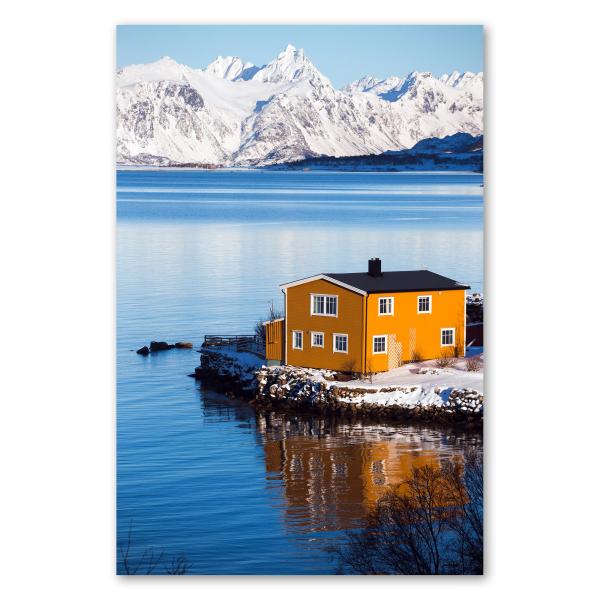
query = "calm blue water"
xmin=117 ymin=169 xmax=483 ymax=575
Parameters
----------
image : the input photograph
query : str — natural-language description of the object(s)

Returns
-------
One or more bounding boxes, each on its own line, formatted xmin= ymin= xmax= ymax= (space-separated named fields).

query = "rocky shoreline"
xmin=193 ymin=347 xmax=483 ymax=428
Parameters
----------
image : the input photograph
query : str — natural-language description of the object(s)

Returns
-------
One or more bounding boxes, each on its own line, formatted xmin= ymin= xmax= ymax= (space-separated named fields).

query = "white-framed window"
xmin=292 ymin=330 xmax=303 ymax=350
xmin=373 ymin=335 xmax=387 ymax=354
xmin=311 ymin=294 xmax=338 ymax=317
xmin=311 ymin=331 xmax=324 ymax=348
xmin=333 ymin=333 xmax=348 ymax=353
xmin=441 ymin=328 xmax=455 ymax=346
xmin=418 ymin=295 xmax=432 ymax=314
xmin=378 ymin=297 xmax=394 ymax=316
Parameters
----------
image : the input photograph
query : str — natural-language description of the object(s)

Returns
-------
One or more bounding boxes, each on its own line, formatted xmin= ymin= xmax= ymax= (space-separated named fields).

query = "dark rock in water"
xmin=150 ymin=341 xmax=175 ymax=352
xmin=136 ymin=346 xmax=150 ymax=356
xmin=175 ymin=341 xmax=193 ymax=349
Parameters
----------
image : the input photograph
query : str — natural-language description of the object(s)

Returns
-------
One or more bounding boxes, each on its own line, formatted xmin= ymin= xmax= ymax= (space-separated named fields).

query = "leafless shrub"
xmin=118 ymin=522 xmax=192 ymax=575
xmin=465 ymin=356 xmax=482 ymax=372
xmin=119 ymin=522 xmax=164 ymax=575
xmin=333 ymin=450 xmax=483 ymax=575
xmin=166 ymin=554 xmax=192 ymax=575
xmin=410 ymin=349 xmax=424 ymax=363
xmin=341 ymin=359 xmax=359 ymax=379
xmin=364 ymin=359 xmax=375 ymax=384
xmin=254 ymin=300 xmax=283 ymax=345
xmin=435 ymin=350 xmax=458 ymax=369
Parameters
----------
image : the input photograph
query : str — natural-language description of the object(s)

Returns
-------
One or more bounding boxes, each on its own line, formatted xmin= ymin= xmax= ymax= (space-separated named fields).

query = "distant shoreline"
xmin=116 ymin=165 xmax=483 ymax=175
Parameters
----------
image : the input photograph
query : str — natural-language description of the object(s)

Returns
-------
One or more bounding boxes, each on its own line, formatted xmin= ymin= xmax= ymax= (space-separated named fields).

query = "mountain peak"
xmin=117 ymin=55 xmax=190 ymax=86
xmin=251 ymin=44 xmax=327 ymax=85
xmin=343 ymin=75 xmax=381 ymax=93
xmin=204 ymin=55 xmax=257 ymax=81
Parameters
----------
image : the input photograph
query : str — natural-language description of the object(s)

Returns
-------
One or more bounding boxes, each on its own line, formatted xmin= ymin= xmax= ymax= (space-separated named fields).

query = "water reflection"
xmin=202 ymin=390 xmax=480 ymax=537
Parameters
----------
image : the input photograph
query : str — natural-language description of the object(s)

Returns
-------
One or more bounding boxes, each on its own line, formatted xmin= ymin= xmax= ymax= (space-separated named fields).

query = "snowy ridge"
xmin=204 ymin=56 xmax=259 ymax=81
xmin=116 ymin=45 xmax=484 ymax=166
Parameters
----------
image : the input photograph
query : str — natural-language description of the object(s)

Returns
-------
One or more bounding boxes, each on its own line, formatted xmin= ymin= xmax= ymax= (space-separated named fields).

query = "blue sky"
xmin=117 ymin=25 xmax=483 ymax=88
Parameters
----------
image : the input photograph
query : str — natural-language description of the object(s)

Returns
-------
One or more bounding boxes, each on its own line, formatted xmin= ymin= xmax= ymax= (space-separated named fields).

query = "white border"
xmin=372 ymin=334 xmax=388 ymax=354
xmin=377 ymin=296 xmax=394 ymax=316
xmin=440 ymin=327 xmax=456 ymax=347
xmin=311 ymin=331 xmax=324 ymax=347
xmin=261 ymin=317 xmax=284 ymax=326
xmin=280 ymin=273 xmax=367 ymax=296
xmin=11 ymin=7 xmax=600 ymax=597
xmin=309 ymin=293 xmax=338 ymax=317
xmin=292 ymin=329 xmax=303 ymax=350
xmin=332 ymin=333 xmax=349 ymax=354
xmin=417 ymin=294 xmax=432 ymax=314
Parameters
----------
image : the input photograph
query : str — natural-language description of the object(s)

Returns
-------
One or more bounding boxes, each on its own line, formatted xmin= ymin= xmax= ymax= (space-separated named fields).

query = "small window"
xmin=326 ymin=296 xmax=337 ymax=316
xmin=311 ymin=332 xmax=324 ymax=347
xmin=292 ymin=330 xmax=303 ymax=350
xmin=311 ymin=294 xmax=338 ymax=316
xmin=418 ymin=295 xmax=432 ymax=313
xmin=312 ymin=295 xmax=324 ymax=315
xmin=441 ymin=328 xmax=455 ymax=346
xmin=378 ymin=297 xmax=394 ymax=315
xmin=373 ymin=335 xmax=387 ymax=354
xmin=333 ymin=334 xmax=348 ymax=353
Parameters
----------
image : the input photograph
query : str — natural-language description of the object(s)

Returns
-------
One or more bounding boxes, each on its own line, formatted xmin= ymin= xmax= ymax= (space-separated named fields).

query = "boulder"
xmin=136 ymin=346 xmax=150 ymax=356
xmin=149 ymin=341 xmax=175 ymax=352
xmin=175 ymin=341 xmax=193 ymax=349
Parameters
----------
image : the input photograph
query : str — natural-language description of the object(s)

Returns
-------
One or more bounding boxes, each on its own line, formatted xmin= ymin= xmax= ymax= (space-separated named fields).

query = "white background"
xmin=1 ymin=1 xmax=599 ymax=597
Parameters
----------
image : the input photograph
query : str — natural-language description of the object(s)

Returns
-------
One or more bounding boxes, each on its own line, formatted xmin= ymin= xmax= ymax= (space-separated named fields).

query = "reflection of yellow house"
xmin=265 ymin=258 xmax=469 ymax=372
xmin=259 ymin=417 xmax=446 ymax=531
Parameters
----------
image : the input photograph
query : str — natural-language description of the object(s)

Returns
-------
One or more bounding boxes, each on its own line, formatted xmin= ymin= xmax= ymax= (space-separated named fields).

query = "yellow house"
xmin=265 ymin=258 xmax=469 ymax=373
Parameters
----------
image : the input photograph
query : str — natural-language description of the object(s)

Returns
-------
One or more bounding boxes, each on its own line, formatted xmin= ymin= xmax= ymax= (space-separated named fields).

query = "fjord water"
xmin=117 ymin=169 xmax=483 ymax=574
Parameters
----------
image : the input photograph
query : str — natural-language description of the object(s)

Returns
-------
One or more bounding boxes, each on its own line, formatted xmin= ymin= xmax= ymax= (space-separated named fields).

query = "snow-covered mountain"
xmin=269 ymin=132 xmax=484 ymax=172
xmin=203 ymin=56 xmax=259 ymax=81
xmin=116 ymin=45 xmax=484 ymax=166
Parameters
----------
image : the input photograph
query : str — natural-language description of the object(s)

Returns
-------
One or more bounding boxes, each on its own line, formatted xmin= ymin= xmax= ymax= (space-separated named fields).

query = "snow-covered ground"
xmin=201 ymin=345 xmax=483 ymax=413
xmin=342 ymin=348 xmax=483 ymax=395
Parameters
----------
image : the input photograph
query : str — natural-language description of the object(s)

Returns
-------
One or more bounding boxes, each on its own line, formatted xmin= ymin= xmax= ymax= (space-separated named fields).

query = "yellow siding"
xmin=366 ymin=289 xmax=466 ymax=372
xmin=285 ymin=279 xmax=365 ymax=371
xmin=283 ymin=277 xmax=466 ymax=374
xmin=265 ymin=319 xmax=284 ymax=362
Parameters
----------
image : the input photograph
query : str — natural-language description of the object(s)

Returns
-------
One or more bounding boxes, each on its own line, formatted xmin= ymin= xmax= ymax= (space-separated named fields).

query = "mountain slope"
xmin=204 ymin=55 xmax=259 ymax=81
xmin=116 ymin=46 xmax=484 ymax=167
xmin=269 ymin=133 xmax=484 ymax=172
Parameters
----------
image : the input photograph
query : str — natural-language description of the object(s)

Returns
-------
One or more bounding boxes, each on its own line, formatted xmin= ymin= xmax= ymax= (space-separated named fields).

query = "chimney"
xmin=368 ymin=257 xmax=382 ymax=277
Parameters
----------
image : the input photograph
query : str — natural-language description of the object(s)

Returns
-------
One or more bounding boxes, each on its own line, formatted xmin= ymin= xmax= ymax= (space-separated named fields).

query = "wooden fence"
xmin=203 ymin=335 xmax=264 ymax=355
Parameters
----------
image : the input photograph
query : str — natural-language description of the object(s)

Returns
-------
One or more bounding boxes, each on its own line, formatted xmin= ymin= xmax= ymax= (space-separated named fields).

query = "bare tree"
xmin=254 ymin=300 xmax=284 ymax=345
xmin=465 ymin=356 xmax=482 ymax=371
xmin=333 ymin=450 xmax=483 ymax=575
xmin=410 ymin=349 xmax=424 ymax=363
xmin=118 ymin=521 xmax=192 ymax=575
xmin=435 ymin=350 xmax=458 ymax=369
xmin=364 ymin=358 xmax=375 ymax=384
xmin=119 ymin=522 xmax=164 ymax=575
xmin=341 ymin=358 xmax=358 ymax=378
xmin=443 ymin=450 xmax=484 ymax=574
xmin=166 ymin=554 xmax=192 ymax=575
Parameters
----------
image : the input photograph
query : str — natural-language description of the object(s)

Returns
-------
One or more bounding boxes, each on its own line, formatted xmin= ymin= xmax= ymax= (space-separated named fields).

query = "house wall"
xmin=365 ymin=289 xmax=466 ymax=372
xmin=284 ymin=279 xmax=365 ymax=372
xmin=265 ymin=318 xmax=285 ymax=363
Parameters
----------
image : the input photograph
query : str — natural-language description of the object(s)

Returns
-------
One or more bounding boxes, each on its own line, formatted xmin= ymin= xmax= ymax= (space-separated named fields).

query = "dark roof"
xmin=324 ymin=269 xmax=470 ymax=294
